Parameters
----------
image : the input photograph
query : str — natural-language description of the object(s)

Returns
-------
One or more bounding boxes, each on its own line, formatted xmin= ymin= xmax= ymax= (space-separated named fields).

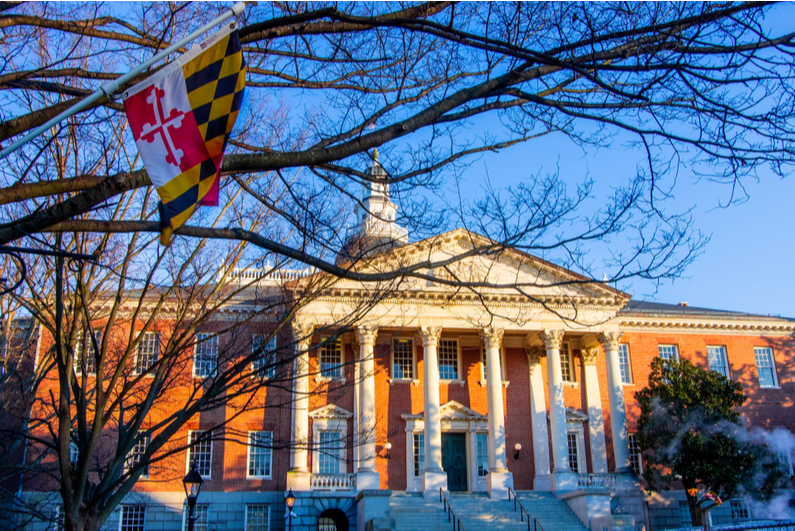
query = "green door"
xmin=441 ymin=433 xmax=468 ymax=491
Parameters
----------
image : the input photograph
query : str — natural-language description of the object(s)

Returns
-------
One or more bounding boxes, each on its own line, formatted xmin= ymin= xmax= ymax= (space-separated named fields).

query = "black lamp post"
xmin=285 ymin=489 xmax=296 ymax=531
xmin=183 ymin=463 xmax=204 ymax=531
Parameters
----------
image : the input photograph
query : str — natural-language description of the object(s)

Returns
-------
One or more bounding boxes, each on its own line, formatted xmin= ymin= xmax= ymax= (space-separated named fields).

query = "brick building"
xmin=16 ymin=162 xmax=795 ymax=531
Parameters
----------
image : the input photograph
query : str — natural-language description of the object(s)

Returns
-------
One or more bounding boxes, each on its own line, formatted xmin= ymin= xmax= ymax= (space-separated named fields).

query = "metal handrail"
xmin=508 ymin=488 xmax=545 ymax=531
xmin=439 ymin=488 xmax=466 ymax=531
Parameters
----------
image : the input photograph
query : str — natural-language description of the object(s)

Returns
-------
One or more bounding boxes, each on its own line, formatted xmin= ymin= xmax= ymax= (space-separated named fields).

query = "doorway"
xmin=441 ymin=432 xmax=468 ymax=491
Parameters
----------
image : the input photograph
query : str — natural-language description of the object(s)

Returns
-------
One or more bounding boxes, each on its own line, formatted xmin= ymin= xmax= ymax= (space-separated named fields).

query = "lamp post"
xmin=285 ymin=489 xmax=296 ymax=531
xmin=183 ymin=463 xmax=204 ymax=531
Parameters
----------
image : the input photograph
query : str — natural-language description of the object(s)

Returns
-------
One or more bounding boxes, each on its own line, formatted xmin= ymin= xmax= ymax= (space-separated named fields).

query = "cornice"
xmin=619 ymin=317 xmax=795 ymax=336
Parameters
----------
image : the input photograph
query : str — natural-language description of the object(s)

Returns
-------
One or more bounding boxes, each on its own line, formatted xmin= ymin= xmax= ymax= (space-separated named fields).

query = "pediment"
xmin=304 ymin=228 xmax=628 ymax=306
xmin=309 ymin=404 xmax=353 ymax=419
xmin=565 ymin=407 xmax=589 ymax=423
xmin=401 ymin=400 xmax=487 ymax=421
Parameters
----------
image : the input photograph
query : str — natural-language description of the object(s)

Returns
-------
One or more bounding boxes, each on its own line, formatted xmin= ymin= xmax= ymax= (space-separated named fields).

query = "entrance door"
xmin=441 ymin=433 xmax=468 ymax=491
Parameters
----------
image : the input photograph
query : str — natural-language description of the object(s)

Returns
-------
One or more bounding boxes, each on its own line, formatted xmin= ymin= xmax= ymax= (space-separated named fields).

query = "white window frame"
xmin=54 ymin=505 xmax=65 ymax=531
xmin=391 ymin=337 xmax=416 ymax=382
xmin=251 ymin=334 xmax=276 ymax=379
xmin=247 ymin=430 xmax=273 ymax=479
xmin=412 ymin=432 xmax=425 ymax=478
xmin=187 ymin=430 xmax=212 ymax=479
xmin=730 ymin=500 xmax=750 ymax=522
xmin=133 ymin=331 xmax=160 ymax=376
xmin=245 ymin=504 xmax=271 ymax=531
xmin=476 ymin=432 xmax=489 ymax=477
xmin=318 ymin=337 xmax=344 ymax=381
xmin=124 ymin=433 xmax=150 ymax=478
xmin=438 ymin=338 xmax=462 ymax=382
xmin=119 ymin=505 xmax=146 ymax=531
xmin=565 ymin=430 xmax=584 ymax=474
xmin=628 ymin=433 xmax=643 ymax=475
xmin=618 ymin=343 xmax=633 ymax=385
xmin=311 ymin=418 xmax=347 ymax=475
xmin=657 ymin=344 xmax=680 ymax=363
xmin=707 ymin=345 xmax=730 ymax=379
xmin=754 ymin=347 xmax=779 ymax=388
xmin=193 ymin=333 xmax=218 ymax=378
xmin=479 ymin=342 xmax=507 ymax=384
xmin=75 ymin=330 xmax=102 ymax=376
xmin=182 ymin=503 xmax=209 ymax=531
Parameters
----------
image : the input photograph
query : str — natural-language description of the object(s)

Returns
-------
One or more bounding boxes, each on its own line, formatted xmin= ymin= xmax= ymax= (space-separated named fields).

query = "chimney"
xmin=679 ymin=302 xmax=689 ymax=307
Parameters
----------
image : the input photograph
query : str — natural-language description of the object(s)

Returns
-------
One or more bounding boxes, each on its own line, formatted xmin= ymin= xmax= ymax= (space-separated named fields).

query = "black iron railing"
xmin=508 ymin=488 xmax=545 ymax=531
xmin=439 ymin=488 xmax=466 ymax=531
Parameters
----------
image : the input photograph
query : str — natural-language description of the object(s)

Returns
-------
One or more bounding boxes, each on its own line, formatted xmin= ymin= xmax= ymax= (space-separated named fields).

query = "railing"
xmin=667 ymin=522 xmax=795 ymax=531
xmin=224 ymin=266 xmax=316 ymax=284
xmin=577 ymin=473 xmax=617 ymax=489
xmin=310 ymin=473 xmax=356 ymax=491
xmin=508 ymin=488 xmax=544 ymax=531
xmin=439 ymin=488 xmax=466 ymax=531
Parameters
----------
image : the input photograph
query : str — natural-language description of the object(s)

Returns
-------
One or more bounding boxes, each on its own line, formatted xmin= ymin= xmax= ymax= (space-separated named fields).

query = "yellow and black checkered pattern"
xmin=183 ymin=31 xmax=246 ymax=161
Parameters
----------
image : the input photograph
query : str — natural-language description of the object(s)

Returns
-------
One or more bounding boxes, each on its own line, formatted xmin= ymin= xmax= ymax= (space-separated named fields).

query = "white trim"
xmin=317 ymin=336 xmax=345 ymax=382
xmin=657 ymin=343 xmax=680 ymax=362
xmin=181 ymin=503 xmax=208 ymax=531
xmin=193 ymin=333 xmax=219 ymax=379
xmin=754 ymin=346 xmax=779 ymax=389
xmin=311 ymin=417 xmax=348 ymax=474
xmin=618 ymin=343 xmax=634 ymax=386
xmin=707 ymin=345 xmax=731 ymax=380
xmin=565 ymin=428 xmax=586 ymax=474
xmin=119 ymin=505 xmax=146 ymax=531
xmin=246 ymin=430 xmax=273 ymax=479
xmin=186 ymin=430 xmax=212 ymax=479
xmin=560 ymin=341 xmax=576 ymax=383
xmin=132 ymin=331 xmax=160 ymax=377
xmin=251 ymin=334 xmax=277 ymax=379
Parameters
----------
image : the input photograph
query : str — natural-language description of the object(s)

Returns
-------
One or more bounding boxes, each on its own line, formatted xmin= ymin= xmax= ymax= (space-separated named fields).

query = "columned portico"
xmin=542 ymin=329 xmax=577 ymax=492
xmin=287 ymin=320 xmax=314 ymax=491
xmin=582 ymin=347 xmax=608 ymax=473
xmin=524 ymin=341 xmax=551 ymax=490
xmin=481 ymin=327 xmax=513 ymax=499
xmin=355 ymin=325 xmax=380 ymax=490
xmin=600 ymin=331 xmax=632 ymax=474
xmin=417 ymin=326 xmax=447 ymax=498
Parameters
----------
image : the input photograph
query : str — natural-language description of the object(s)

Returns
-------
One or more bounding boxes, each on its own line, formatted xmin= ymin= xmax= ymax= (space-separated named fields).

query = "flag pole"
xmin=0 ymin=2 xmax=246 ymax=161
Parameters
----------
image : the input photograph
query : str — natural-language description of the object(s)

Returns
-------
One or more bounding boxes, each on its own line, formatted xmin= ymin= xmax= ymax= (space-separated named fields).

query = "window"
xmin=248 ymin=431 xmax=273 ymax=478
xmin=618 ymin=344 xmax=633 ymax=385
xmin=246 ymin=505 xmax=270 ymax=531
xmin=318 ymin=430 xmax=341 ymax=474
xmin=183 ymin=504 xmax=208 ymax=531
xmin=628 ymin=433 xmax=642 ymax=475
xmin=75 ymin=330 xmax=102 ymax=376
xmin=755 ymin=347 xmax=778 ymax=388
xmin=124 ymin=433 xmax=150 ymax=478
xmin=252 ymin=335 xmax=276 ymax=379
xmin=392 ymin=338 xmax=414 ymax=380
xmin=193 ymin=333 xmax=218 ymax=378
xmin=187 ymin=431 xmax=212 ymax=477
xmin=476 ymin=433 xmax=489 ymax=477
xmin=320 ymin=338 xmax=343 ymax=379
xmin=566 ymin=432 xmax=580 ymax=473
xmin=413 ymin=433 xmax=424 ymax=477
xmin=730 ymin=500 xmax=750 ymax=522
xmin=54 ymin=505 xmax=65 ymax=531
xmin=560 ymin=342 xmax=575 ymax=383
xmin=69 ymin=431 xmax=79 ymax=466
xmin=120 ymin=505 xmax=145 ymax=531
xmin=438 ymin=339 xmax=459 ymax=380
xmin=134 ymin=332 xmax=160 ymax=375
xmin=707 ymin=346 xmax=730 ymax=379
xmin=658 ymin=344 xmax=679 ymax=363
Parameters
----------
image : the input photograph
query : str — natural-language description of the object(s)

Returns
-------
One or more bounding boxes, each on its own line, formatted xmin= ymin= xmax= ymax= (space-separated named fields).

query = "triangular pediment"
xmin=401 ymin=400 xmax=487 ymax=421
xmin=309 ymin=404 xmax=353 ymax=419
xmin=565 ymin=407 xmax=589 ymax=423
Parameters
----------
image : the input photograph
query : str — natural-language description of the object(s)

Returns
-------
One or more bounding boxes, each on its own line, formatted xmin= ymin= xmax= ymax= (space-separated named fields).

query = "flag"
xmin=123 ymin=24 xmax=245 ymax=245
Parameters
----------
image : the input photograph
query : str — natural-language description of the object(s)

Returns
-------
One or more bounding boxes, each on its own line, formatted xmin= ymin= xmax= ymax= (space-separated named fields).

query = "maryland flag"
xmin=123 ymin=24 xmax=245 ymax=245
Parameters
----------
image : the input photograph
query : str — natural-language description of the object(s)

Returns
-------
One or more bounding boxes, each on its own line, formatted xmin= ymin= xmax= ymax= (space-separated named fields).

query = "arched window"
xmin=316 ymin=509 xmax=348 ymax=531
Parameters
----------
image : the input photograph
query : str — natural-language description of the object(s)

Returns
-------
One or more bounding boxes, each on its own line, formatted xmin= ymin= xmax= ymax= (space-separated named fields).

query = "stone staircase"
xmin=389 ymin=491 xmax=587 ymax=531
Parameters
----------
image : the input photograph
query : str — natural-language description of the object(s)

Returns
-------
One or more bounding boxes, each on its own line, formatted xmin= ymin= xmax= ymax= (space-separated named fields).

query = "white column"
xmin=417 ymin=326 xmax=447 ymax=498
xmin=287 ymin=320 xmax=314 ymax=491
xmin=600 ymin=331 xmax=632 ymax=475
xmin=482 ymin=327 xmax=513 ymax=499
xmin=542 ymin=329 xmax=577 ymax=492
xmin=524 ymin=340 xmax=551 ymax=491
xmin=356 ymin=325 xmax=380 ymax=490
xmin=582 ymin=347 xmax=608 ymax=473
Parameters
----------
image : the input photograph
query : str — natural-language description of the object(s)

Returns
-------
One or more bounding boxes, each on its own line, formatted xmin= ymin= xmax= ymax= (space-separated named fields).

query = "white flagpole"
xmin=0 ymin=2 xmax=245 ymax=160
